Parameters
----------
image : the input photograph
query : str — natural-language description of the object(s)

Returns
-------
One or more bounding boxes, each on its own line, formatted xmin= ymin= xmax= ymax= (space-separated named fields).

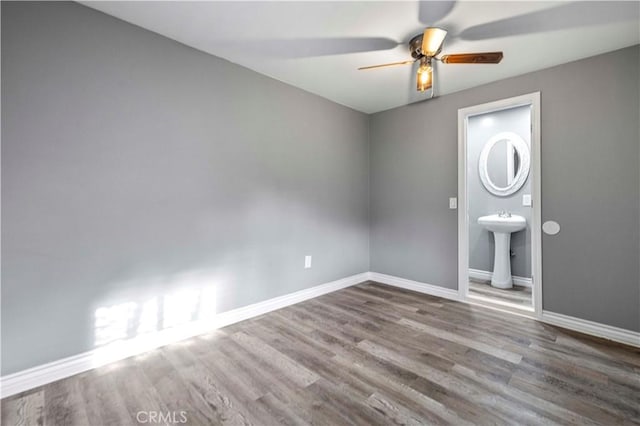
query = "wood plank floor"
xmin=469 ymin=279 xmax=532 ymax=306
xmin=3 ymin=281 xmax=639 ymax=425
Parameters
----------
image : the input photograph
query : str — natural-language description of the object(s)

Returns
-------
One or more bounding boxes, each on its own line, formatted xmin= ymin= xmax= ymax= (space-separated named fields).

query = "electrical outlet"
xmin=449 ymin=197 xmax=457 ymax=209
xmin=523 ymin=194 xmax=532 ymax=207
xmin=304 ymin=255 xmax=312 ymax=269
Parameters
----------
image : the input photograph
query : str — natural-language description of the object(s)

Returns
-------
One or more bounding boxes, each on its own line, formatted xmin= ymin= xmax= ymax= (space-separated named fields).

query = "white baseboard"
xmin=542 ymin=311 xmax=640 ymax=348
xmin=369 ymin=272 xmax=460 ymax=301
xmin=0 ymin=272 xmax=369 ymax=398
xmin=468 ymin=268 xmax=532 ymax=288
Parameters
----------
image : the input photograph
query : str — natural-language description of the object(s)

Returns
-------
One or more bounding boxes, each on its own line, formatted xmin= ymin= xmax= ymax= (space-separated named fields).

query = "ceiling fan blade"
xmin=418 ymin=1 xmax=456 ymax=25
xmin=440 ymin=52 xmax=503 ymax=64
xmin=421 ymin=27 xmax=448 ymax=57
xmin=358 ymin=60 xmax=415 ymax=70
xmin=458 ymin=2 xmax=639 ymax=41
xmin=211 ymin=37 xmax=399 ymax=59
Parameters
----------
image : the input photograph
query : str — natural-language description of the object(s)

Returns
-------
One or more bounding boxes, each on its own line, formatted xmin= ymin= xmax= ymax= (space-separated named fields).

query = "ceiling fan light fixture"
xmin=416 ymin=57 xmax=432 ymax=92
xmin=422 ymin=27 xmax=447 ymax=57
xmin=358 ymin=24 xmax=503 ymax=100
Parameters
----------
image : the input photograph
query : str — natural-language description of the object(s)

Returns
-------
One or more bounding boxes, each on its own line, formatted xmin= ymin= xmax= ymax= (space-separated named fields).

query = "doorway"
xmin=457 ymin=93 xmax=542 ymax=317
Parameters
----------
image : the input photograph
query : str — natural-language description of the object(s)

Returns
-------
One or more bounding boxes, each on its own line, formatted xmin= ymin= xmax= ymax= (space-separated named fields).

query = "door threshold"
xmin=466 ymin=293 xmax=536 ymax=319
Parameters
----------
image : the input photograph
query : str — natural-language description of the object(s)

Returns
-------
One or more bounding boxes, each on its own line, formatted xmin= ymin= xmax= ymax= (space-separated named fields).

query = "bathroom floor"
xmin=469 ymin=278 xmax=532 ymax=307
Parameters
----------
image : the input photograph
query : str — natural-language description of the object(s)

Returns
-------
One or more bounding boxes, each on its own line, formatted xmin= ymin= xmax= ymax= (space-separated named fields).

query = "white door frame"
xmin=457 ymin=92 xmax=542 ymax=319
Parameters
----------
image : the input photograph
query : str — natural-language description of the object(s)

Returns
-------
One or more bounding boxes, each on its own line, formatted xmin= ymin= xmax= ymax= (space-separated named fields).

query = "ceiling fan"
xmin=358 ymin=27 xmax=503 ymax=96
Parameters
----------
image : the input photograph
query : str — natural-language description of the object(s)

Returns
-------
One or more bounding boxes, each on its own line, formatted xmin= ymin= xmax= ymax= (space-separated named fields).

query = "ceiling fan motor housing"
xmin=409 ymin=34 xmax=424 ymax=58
xmin=409 ymin=33 xmax=442 ymax=59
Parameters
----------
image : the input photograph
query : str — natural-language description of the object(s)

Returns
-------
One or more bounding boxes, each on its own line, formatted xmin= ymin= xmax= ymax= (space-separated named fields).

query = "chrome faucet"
xmin=498 ymin=210 xmax=512 ymax=218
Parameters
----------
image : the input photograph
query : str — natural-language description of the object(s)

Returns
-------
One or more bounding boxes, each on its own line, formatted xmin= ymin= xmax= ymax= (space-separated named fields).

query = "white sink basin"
xmin=477 ymin=214 xmax=527 ymax=289
xmin=478 ymin=214 xmax=526 ymax=233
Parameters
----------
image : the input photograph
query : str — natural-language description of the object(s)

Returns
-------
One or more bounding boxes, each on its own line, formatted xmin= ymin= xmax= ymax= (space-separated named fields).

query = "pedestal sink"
xmin=477 ymin=213 xmax=526 ymax=289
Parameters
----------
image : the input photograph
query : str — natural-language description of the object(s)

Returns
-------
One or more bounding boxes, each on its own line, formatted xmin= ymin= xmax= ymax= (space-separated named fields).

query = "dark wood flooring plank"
xmin=449 ymin=363 xmax=603 ymax=426
xmin=328 ymin=353 xmax=466 ymax=425
xmin=397 ymin=317 xmax=523 ymax=364
xmin=356 ymin=339 xmax=526 ymax=425
xmin=229 ymin=331 xmax=319 ymax=389
xmin=1 ymin=389 xmax=44 ymax=426
xmin=79 ymin=364 xmax=134 ymax=426
xmin=252 ymin=392 xmax=310 ymax=426
xmin=136 ymin=348 xmax=232 ymax=425
xmin=42 ymin=377 xmax=90 ymax=426
xmin=109 ymin=359 xmax=172 ymax=424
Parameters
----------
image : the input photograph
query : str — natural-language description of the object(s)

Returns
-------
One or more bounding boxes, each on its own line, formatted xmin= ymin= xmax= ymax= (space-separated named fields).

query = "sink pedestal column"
xmin=491 ymin=232 xmax=513 ymax=289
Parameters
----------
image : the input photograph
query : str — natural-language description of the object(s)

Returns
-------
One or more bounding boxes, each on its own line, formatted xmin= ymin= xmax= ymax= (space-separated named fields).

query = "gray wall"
xmin=2 ymin=2 xmax=639 ymax=378
xmin=370 ymin=45 xmax=640 ymax=331
xmin=1 ymin=2 xmax=370 ymax=375
xmin=468 ymin=106 xmax=532 ymax=278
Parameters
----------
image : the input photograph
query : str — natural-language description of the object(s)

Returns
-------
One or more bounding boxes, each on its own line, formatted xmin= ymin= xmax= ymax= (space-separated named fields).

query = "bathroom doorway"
xmin=457 ymin=93 xmax=542 ymax=317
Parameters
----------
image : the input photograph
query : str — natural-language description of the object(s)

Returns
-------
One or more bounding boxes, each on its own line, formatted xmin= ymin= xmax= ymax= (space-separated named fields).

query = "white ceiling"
xmin=82 ymin=1 xmax=640 ymax=114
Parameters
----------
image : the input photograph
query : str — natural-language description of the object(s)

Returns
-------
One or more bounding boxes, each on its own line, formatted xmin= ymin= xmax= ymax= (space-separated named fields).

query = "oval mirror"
xmin=478 ymin=132 xmax=530 ymax=197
